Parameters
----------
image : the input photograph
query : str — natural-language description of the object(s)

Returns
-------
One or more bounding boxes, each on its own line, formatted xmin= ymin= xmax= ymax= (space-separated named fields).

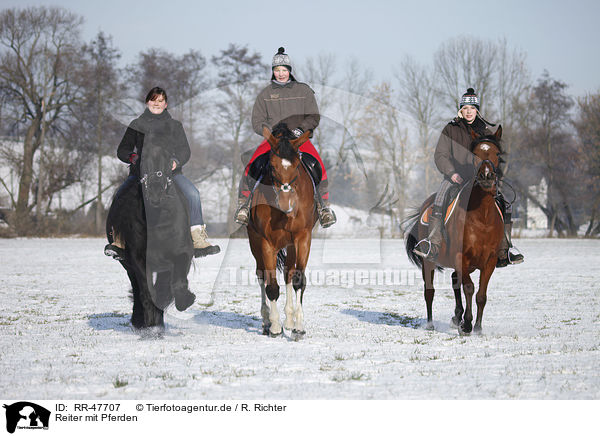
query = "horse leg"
xmin=460 ymin=274 xmax=475 ymax=335
xmin=131 ymin=256 xmax=164 ymax=330
xmin=290 ymin=231 xmax=311 ymax=338
xmin=422 ymin=260 xmax=435 ymax=330
xmin=451 ymin=270 xmax=464 ymax=327
xmin=283 ymin=245 xmax=297 ymax=331
xmin=172 ymin=253 xmax=195 ymax=311
xmin=262 ymin=245 xmax=282 ymax=337
xmin=474 ymin=259 xmax=496 ymax=334
xmin=127 ymin=268 xmax=144 ymax=329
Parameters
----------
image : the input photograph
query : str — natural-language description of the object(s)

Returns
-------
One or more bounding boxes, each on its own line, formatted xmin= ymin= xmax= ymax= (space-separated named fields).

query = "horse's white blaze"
xmin=281 ymin=159 xmax=292 ymax=169
xmin=269 ymin=299 xmax=281 ymax=334
xmin=480 ymin=144 xmax=490 ymax=151
xmin=284 ymin=283 xmax=295 ymax=330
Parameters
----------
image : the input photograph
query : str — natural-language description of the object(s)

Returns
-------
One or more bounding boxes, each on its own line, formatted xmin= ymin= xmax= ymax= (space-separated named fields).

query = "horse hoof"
xmin=473 ymin=326 xmax=483 ymax=335
xmin=291 ymin=329 xmax=306 ymax=341
xmin=269 ymin=330 xmax=283 ymax=338
xmin=458 ymin=322 xmax=472 ymax=336
xmin=425 ymin=322 xmax=435 ymax=331
xmin=174 ymin=291 xmax=196 ymax=311
xmin=451 ymin=317 xmax=460 ymax=328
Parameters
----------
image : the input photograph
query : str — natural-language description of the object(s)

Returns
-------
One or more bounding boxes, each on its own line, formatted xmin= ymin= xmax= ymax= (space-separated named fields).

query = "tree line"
xmin=0 ymin=6 xmax=598 ymax=238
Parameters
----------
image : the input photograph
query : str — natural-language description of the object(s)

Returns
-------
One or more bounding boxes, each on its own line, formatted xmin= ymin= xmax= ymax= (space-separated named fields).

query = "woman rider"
xmin=104 ymin=87 xmax=219 ymax=259
xmin=233 ymin=47 xmax=336 ymax=228
xmin=413 ymin=88 xmax=524 ymax=267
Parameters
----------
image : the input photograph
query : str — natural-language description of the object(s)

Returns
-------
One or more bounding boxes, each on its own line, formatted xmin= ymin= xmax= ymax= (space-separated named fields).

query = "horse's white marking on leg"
xmin=294 ymin=290 xmax=304 ymax=332
xmin=269 ymin=299 xmax=281 ymax=334
xmin=284 ymin=283 xmax=294 ymax=330
xmin=260 ymin=281 xmax=270 ymax=329
xmin=281 ymin=159 xmax=291 ymax=169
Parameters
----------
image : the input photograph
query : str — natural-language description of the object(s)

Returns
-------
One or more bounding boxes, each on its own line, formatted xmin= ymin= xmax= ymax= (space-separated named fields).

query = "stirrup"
xmin=413 ymin=239 xmax=439 ymax=261
xmin=234 ymin=203 xmax=250 ymax=226
xmin=319 ymin=207 xmax=336 ymax=228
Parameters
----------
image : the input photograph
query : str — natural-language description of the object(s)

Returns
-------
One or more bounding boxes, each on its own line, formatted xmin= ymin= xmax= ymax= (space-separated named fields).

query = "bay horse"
xmin=247 ymin=123 xmax=317 ymax=339
xmin=106 ymin=145 xmax=195 ymax=332
xmin=404 ymin=126 xmax=505 ymax=334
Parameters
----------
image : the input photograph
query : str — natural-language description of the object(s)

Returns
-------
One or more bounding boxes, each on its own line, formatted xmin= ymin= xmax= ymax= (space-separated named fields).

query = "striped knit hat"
xmin=459 ymin=88 xmax=480 ymax=109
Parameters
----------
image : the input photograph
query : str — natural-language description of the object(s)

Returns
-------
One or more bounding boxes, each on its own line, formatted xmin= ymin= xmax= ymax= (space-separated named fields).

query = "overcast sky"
xmin=2 ymin=0 xmax=599 ymax=96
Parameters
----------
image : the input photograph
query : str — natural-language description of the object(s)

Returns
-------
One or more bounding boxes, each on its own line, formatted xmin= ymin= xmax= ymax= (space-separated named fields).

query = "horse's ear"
xmin=495 ymin=125 xmax=502 ymax=141
xmin=290 ymin=129 xmax=311 ymax=150
xmin=263 ymin=126 xmax=277 ymax=147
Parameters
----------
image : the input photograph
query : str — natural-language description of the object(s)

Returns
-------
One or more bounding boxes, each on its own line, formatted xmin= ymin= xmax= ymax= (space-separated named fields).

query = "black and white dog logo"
xmin=3 ymin=402 xmax=50 ymax=433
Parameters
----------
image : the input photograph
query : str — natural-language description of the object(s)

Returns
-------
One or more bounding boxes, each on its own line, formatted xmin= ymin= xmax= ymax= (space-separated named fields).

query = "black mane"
xmin=271 ymin=122 xmax=298 ymax=162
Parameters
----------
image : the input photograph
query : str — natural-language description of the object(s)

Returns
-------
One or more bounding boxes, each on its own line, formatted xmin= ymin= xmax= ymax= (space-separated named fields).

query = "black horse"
xmin=106 ymin=145 xmax=195 ymax=331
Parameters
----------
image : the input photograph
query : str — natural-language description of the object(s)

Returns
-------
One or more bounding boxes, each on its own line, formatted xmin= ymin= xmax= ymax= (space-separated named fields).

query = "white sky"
xmin=1 ymin=0 xmax=599 ymax=96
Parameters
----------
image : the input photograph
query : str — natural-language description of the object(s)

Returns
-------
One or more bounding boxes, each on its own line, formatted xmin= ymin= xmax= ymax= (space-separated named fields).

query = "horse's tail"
xmin=402 ymin=209 xmax=423 ymax=269
xmin=276 ymin=248 xmax=286 ymax=273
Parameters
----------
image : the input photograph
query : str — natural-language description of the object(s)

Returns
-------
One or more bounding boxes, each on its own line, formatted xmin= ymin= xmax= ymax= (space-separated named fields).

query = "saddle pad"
xmin=420 ymin=186 xmax=504 ymax=226
xmin=420 ymin=198 xmax=459 ymax=226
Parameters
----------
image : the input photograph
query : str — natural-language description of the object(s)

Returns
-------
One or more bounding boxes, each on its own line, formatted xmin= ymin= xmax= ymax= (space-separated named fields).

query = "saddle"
xmin=246 ymin=151 xmax=323 ymax=186
xmin=420 ymin=184 xmax=505 ymax=226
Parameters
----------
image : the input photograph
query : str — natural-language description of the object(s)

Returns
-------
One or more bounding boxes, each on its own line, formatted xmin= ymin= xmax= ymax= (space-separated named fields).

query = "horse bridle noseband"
xmin=139 ymin=170 xmax=173 ymax=191
xmin=475 ymin=159 xmax=498 ymax=189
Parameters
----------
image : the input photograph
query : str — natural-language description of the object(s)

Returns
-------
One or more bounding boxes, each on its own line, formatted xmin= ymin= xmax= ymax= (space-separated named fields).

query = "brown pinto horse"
xmin=247 ymin=123 xmax=317 ymax=339
xmin=405 ymin=126 xmax=505 ymax=334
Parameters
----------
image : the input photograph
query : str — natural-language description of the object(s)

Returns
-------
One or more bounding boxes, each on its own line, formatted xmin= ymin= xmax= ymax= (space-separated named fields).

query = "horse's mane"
xmin=271 ymin=123 xmax=298 ymax=162
xmin=470 ymin=134 xmax=504 ymax=154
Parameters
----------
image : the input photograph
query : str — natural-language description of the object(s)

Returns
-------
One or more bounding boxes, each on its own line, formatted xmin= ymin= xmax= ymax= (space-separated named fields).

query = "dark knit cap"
xmin=459 ymin=88 xmax=480 ymax=109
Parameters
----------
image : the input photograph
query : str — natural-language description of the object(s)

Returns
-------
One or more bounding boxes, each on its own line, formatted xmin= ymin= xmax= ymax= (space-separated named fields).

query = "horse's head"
xmin=139 ymin=146 xmax=174 ymax=207
xmin=263 ymin=123 xmax=311 ymax=214
xmin=470 ymin=125 xmax=503 ymax=193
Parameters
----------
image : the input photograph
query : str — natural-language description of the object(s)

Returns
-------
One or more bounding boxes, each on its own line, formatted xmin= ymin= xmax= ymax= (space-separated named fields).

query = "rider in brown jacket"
xmin=414 ymin=88 xmax=524 ymax=267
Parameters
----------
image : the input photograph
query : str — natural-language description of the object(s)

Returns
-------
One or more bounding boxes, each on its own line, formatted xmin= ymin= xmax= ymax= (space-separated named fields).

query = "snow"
xmin=0 ymin=237 xmax=599 ymax=399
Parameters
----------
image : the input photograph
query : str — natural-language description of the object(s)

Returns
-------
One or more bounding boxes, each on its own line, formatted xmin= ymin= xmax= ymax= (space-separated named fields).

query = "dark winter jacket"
xmin=434 ymin=117 xmax=492 ymax=180
xmin=251 ymin=81 xmax=320 ymax=137
xmin=117 ymin=108 xmax=190 ymax=175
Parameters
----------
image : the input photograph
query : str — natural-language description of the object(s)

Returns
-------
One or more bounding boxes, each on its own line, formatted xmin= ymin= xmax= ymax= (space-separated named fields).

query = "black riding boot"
xmin=413 ymin=205 xmax=443 ymax=261
xmin=497 ymin=221 xmax=524 ymax=267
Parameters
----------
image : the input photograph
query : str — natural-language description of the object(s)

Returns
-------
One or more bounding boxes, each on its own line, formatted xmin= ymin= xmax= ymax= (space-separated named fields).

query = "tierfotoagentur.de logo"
xmin=3 ymin=402 xmax=50 ymax=434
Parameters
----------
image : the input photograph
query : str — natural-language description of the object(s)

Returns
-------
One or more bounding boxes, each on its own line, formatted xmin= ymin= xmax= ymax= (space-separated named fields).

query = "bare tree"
xmin=434 ymin=36 xmax=498 ymax=113
xmin=211 ymin=44 xmax=268 ymax=234
xmin=573 ymin=92 xmax=600 ymax=236
xmin=0 ymin=6 xmax=84 ymax=234
xmin=73 ymin=31 xmax=125 ymax=234
xmin=357 ymin=82 xmax=414 ymax=236
xmin=514 ymin=71 xmax=577 ymax=236
xmin=395 ymin=55 xmax=439 ymax=195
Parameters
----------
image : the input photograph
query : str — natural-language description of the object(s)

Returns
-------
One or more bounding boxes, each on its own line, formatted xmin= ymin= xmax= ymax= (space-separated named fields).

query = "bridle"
xmin=269 ymin=149 xmax=300 ymax=212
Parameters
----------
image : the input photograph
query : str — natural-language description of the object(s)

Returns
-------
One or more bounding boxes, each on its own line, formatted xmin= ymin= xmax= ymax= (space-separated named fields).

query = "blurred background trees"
xmin=0 ymin=5 xmax=597 ymax=238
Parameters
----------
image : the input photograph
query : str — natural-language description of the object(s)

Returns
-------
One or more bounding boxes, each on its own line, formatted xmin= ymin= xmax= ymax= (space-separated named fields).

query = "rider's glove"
xmin=292 ymin=128 xmax=304 ymax=138
xmin=128 ymin=153 xmax=139 ymax=164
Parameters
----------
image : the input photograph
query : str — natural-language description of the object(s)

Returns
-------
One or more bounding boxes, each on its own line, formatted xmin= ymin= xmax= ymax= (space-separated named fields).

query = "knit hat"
xmin=459 ymin=88 xmax=480 ymax=110
xmin=272 ymin=47 xmax=292 ymax=72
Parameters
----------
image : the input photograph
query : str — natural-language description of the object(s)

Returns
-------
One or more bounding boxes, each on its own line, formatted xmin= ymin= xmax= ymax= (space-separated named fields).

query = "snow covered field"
xmin=1 ymin=237 xmax=599 ymax=400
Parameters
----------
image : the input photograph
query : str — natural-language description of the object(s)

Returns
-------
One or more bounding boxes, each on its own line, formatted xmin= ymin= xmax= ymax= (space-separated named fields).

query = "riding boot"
xmin=191 ymin=225 xmax=220 ymax=257
xmin=234 ymin=174 xmax=252 ymax=226
xmin=104 ymin=231 xmax=126 ymax=261
xmin=413 ymin=206 xmax=443 ymax=261
xmin=315 ymin=184 xmax=336 ymax=228
xmin=497 ymin=221 xmax=524 ymax=267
